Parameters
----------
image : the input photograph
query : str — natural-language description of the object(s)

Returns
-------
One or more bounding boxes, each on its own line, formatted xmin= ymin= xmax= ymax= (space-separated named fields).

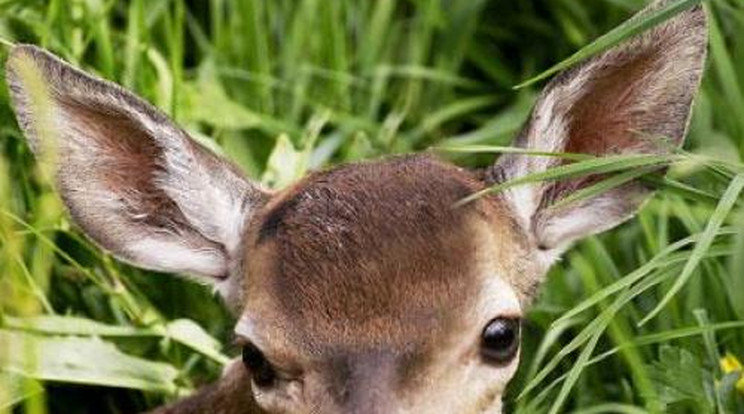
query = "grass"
xmin=1 ymin=0 xmax=744 ymax=413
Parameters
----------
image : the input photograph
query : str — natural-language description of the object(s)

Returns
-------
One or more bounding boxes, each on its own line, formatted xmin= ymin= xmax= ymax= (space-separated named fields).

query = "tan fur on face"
xmin=243 ymin=155 xmax=527 ymax=347
xmin=234 ymin=155 xmax=531 ymax=413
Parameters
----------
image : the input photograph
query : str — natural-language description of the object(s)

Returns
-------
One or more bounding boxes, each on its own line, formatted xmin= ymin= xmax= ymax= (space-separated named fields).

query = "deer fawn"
xmin=5 ymin=1 xmax=707 ymax=413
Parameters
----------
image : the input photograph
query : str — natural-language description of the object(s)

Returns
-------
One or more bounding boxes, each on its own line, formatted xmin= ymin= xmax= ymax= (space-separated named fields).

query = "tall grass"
xmin=0 ymin=0 xmax=743 ymax=413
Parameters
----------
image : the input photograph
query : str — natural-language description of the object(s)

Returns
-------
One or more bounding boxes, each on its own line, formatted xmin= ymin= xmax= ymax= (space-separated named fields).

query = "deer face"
xmin=235 ymin=157 xmax=533 ymax=413
xmin=5 ymin=2 xmax=707 ymax=413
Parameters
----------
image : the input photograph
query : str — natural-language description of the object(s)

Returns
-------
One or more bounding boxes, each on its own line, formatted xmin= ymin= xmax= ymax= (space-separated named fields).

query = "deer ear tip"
xmin=6 ymin=44 xmax=46 ymax=87
xmin=5 ymin=45 xmax=63 ymax=155
xmin=6 ymin=44 xmax=67 ymax=84
xmin=644 ymin=2 xmax=707 ymax=43
xmin=686 ymin=4 xmax=708 ymax=33
xmin=673 ymin=4 xmax=707 ymax=39
xmin=676 ymin=5 xmax=709 ymax=72
xmin=7 ymin=44 xmax=42 ymax=68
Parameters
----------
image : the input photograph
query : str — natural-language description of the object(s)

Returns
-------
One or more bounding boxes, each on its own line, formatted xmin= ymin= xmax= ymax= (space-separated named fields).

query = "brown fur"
xmin=237 ymin=155 xmax=528 ymax=411
xmin=246 ymin=155 xmax=501 ymax=349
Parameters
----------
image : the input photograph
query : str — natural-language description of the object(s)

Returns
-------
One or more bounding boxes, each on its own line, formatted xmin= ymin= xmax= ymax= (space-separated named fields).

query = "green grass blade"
xmin=529 ymin=321 xmax=744 ymax=410
xmin=707 ymin=2 xmax=744 ymax=156
xmin=515 ymin=0 xmax=703 ymax=89
xmin=457 ymin=154 xmax=679 ymax=206
xmin=434 ymin=144 xmax=593 ymax=161
xmin=547 ymin=326 xmax=604 ymax=414
xmin=0 ymin=373 xmax=43 ymax=410
xmin=568 ymin=404 xmax=649 ymax=414
xmin=4 ymin=316 xmax=229 ymax=365
xmin=639 ymin=173 xmax=744 ymax=326
xmin=549 ymin=167 xmax=655 ymax=209
xmin=0 ymin=330 xmax=179 ymax=393
xmin=555 ymin=233 xmax=736 ymax=325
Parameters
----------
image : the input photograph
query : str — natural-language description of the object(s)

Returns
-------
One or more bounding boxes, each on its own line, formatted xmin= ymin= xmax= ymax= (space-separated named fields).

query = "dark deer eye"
xmin=242 ymin=342 xmax=277 ymax=387
xmin=481 ymin=317 xmax=521 ymax=364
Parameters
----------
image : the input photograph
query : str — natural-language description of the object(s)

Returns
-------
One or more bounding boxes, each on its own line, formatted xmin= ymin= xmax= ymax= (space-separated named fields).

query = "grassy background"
xmin=1 ymin=0 xmax=743 ymax=413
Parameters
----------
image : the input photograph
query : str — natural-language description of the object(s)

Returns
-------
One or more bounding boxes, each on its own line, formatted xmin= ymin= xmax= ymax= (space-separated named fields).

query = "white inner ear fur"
xmin=502 ymin=92 xmax=570 ymax=233
xmin=55 ymin=111 xmax=235 ymax=279
xmin=156 ymin=130 xmax=251 ymax=256
xmin=59 ymin=97 xmax=250 ymax=280
xmin=127 ymin=238 xmax=227 ymax=278
xmin=64 ymin=85 xmax=253 ymax=259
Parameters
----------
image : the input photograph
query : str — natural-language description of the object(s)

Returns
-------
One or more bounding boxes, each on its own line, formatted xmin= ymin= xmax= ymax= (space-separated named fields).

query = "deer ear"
xmin=6 ymin=45 xmax=269 ymax=305
xmin=494 ymin=3 xmax=707 ymax=260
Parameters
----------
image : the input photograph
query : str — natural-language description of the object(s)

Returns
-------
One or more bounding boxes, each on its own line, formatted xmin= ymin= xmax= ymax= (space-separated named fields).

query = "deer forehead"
xmin=236 ymin=155 xmax=530 ymax=356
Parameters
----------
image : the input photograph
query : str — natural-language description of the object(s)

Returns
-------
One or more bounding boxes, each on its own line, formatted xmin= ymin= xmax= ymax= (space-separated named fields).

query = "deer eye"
xmin=242 ymin=342 xmax=277 ymax=388
xmin=481 ymin=317 xmax=521 ymax=364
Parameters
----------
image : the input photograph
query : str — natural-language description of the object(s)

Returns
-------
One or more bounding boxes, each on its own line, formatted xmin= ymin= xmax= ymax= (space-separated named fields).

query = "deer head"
xmin=5 ymin=2 xmax=707 ymax=413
